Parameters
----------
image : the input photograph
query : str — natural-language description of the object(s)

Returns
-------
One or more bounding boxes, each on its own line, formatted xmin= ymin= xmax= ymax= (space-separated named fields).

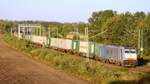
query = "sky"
xmin=0 ymin=0 xmax=149 ymax=22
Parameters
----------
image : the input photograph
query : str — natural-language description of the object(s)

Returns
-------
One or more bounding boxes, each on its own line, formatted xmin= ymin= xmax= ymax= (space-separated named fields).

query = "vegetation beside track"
xmin=1 ymin=34 xmax=150 ymax=84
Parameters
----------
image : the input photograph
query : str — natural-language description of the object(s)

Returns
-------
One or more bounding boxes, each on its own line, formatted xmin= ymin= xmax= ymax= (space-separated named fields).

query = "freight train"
xmin=15 ymin=32 xmax=138 ymax=66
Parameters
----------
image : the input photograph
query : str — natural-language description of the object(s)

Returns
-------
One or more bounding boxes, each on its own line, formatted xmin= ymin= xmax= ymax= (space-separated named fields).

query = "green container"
xmin=95 ymin=43 xmax=103 ymax=57
xmin=89 ymin=42 xmax=95 ymax=57
xmin=90 ymin=42 xmax=95 ymax=54
xmin=45 ymin=36 xmax=51 ymax=47
xmin=72 ymin=40 xmax=79 ymax=51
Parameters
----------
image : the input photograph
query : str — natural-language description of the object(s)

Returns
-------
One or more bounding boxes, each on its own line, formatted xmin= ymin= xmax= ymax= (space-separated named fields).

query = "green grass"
xmin=1 ymin=33 xmax=148 ymax=84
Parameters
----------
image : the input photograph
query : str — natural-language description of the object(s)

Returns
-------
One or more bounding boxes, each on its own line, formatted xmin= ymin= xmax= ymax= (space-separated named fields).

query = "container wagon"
xmin=16 ymin=34 xmax=138 ymax=66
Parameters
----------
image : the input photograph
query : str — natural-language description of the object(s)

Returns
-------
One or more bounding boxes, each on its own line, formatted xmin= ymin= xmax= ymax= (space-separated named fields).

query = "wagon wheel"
xmin=104 ymin=59 xmax=109 ymax=63
xmin=106 ymin=59 xmax=111 ymax=64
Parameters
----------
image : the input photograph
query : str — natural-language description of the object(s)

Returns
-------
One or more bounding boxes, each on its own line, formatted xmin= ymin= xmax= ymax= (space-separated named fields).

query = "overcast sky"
xmin=0 ymin=0 xmax=149 ymax=22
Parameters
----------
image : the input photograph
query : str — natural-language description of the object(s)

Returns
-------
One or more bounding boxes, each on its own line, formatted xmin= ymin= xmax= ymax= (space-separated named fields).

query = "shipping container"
xmin=94 ymin=43 xmax=103 ymax=59
xmin=89 ymin=42 xmax=95 ymax=58
xmin=31 ymin=35 xmax=47 ymax=45
xmin=51 ymin=38 xmax=58 ymax=48
xmin=44 ymin=36 xmax=50 ymax=47
xmin=79 ymin=41 xmax=88 ymax=54
xmin=50 ymin=38 xmax=72 ymax=50
xmin=79 ymin=41 xmax=95 ymax=58
xmin=65 ymin=39 xmax=72 ymax=50
xmin=72 ymin=40 xmax=79 ymax=51
xmin=57 ymin=38 xmax=71 ymax=49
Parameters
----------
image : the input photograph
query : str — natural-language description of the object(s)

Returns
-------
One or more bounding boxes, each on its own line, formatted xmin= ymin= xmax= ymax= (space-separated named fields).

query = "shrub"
xmin=30 ymin=49 xmax=42 ymax=57
xmin=45 ymin=54 xmax=55 ymax=61
xmin=38 ymin=49 xmax=49 ymax=59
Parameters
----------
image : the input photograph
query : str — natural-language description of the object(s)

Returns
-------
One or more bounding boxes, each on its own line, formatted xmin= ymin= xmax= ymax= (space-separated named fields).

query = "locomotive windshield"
xmin=125 ymin=49 xmax=136 ymax=54
xmin=125 ymin=51 xmax=136 ymax=53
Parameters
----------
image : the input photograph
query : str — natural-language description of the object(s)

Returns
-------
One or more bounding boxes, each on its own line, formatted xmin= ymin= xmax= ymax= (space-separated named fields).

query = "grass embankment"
xmin=1 ymin=34 xmax=149 ymax=84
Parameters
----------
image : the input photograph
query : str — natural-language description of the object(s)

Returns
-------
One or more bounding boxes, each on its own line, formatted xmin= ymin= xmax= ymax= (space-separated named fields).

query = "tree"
xmin=88 ymin=10 xmax=116 ymax=37
xmin=137 ymin=13 xmax=150 ymax=55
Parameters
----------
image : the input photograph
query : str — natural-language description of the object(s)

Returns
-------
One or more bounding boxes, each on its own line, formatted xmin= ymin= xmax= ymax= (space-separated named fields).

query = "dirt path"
xmin=0 ymin=41 xmax=88 ymax=84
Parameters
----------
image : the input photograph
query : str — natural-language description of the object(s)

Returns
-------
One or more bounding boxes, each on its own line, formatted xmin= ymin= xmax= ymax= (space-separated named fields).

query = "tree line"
xmin=0 ymin=10 xmax=150 ymax=55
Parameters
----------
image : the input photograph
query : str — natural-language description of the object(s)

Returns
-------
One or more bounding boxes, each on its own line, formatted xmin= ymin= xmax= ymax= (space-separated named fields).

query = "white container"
xmin=31 ymin=35 xmax=47 ymax=45
xmin=51 ymin=38 xmax=72 ymax=50
xmin=79 ymin=41 xmax=88 ymax=53
xmin=51 ymin=38 xmax=57 ymax=47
